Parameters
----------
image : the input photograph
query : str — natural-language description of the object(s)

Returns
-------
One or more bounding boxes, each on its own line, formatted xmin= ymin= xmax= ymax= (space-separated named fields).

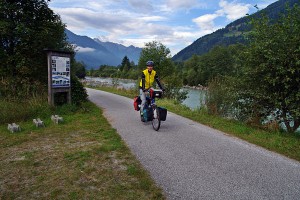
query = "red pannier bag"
xmin=133 ymin=96 xmax=141 ymax=111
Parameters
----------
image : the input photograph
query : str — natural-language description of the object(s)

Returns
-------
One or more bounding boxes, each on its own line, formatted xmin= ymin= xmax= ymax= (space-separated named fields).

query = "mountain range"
xmin=65 ymin=29 xmax=142 ymax=69
xmin=172 ymin=0 xmax=299 ymax=62
xmin=66 ymin=0 xmax=298 ymax=68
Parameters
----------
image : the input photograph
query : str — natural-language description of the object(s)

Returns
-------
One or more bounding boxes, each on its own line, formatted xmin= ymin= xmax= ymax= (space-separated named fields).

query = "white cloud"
xmin=219 ymin=0 xmax=251 ymax=21
xmin=75 ymin=46 xmax=96 ymax=53
xmin=173 ymin=31 xmax=195 ymax=39
xmin=50 ymin=0 xmax=277 ymax=56
xmin=53 ymin=7 xmax=136 ymax=33
xmin=193 ymin=14 xmax=220 ymax=31
xmin=141 ymin=16 xmax=167 ymax=22
xmin=256 ymin=0 xmax=277 ymax=10
xmin=192 ymin=0 xmax=251 ymax=32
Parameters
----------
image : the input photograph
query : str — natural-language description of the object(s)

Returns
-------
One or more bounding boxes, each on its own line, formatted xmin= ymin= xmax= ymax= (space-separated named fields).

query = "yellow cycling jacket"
xmin=139 ymin=69 xmax=157 ymax=90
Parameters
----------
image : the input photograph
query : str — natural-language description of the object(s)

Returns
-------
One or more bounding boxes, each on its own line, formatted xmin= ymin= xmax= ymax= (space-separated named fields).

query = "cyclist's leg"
xmin=139 ymin=89 xmax=146 ymax=110
xmin=139 ymin=89 xmax=146 ymax=122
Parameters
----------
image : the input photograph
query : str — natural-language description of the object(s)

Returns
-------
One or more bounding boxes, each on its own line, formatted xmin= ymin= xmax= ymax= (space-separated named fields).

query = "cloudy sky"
xmin=49 ymin=0 xmax=277 ymax=56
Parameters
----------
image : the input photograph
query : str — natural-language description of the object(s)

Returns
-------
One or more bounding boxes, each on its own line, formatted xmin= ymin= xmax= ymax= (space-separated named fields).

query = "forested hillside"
xmin=172 ymin=0 xmax=299 ymax=62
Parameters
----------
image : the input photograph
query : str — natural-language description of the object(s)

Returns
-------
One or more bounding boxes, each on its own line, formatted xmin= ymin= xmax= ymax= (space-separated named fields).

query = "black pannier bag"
xmin=147 ymin=106 xmax=153 ymax=121
xmin=158 ymin=107 xmax=167 ymax=121
xmin=150 ymin=88 xmax=162 ymax=98
xmin=133 ymin=96 xmax=141 ymax=111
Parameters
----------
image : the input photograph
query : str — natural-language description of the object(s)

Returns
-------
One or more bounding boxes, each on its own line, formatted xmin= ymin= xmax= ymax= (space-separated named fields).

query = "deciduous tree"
xmin=239 ymin=5 xmax=300 ymax=132
xmin=138 ymin=41 xmax=173 ymax=79
xmin=0 ymin=0 xmax=70 ymax=97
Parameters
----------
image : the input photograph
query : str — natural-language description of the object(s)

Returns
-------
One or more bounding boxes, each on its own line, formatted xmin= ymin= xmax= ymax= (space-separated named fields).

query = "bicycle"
xmin=139 ymin=88 xmax=167 ymax=131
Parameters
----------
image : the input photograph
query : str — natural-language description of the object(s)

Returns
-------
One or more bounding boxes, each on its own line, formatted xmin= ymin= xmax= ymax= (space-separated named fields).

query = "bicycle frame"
xmin=140 ymin=88 xmax=162 ymax=131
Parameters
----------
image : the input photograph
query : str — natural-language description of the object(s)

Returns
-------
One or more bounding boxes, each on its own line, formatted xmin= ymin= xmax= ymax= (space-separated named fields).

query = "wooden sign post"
xmin=45 ymin=49 xmax=72 ymax=106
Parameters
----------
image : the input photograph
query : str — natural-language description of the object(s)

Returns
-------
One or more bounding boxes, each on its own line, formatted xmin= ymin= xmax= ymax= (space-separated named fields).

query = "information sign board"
xmin=51 ymin=56 xmax=70 ymax=88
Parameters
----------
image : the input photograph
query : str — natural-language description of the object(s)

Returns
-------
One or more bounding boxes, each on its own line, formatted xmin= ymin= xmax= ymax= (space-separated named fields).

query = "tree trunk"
xmin=292 ymin=118 xmax=300 ymax=133
xmin=283 ymin=118 xmax=299 ymax=133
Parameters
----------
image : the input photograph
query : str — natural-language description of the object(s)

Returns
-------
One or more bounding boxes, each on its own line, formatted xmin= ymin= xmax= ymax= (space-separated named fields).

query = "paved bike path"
xmin=87 ymin=88 xmax=300 ymax=200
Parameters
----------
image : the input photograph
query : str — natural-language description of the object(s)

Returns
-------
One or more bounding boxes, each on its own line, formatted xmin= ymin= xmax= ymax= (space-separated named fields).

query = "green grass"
xmin=0 ymin=96 xmax=52 ymax=124
xmin=89 ymin=85 xmax=300 ymax=162
xmin=0 ymin=101 xmax=165 ymax=199
xmin=2 ymin=85 xmax=299 ymax=198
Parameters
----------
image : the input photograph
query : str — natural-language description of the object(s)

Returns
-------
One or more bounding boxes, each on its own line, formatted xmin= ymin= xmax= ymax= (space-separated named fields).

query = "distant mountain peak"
xmin=65 ymin=29 xmax=142 ymax=69
xmin=95 ymin=35 xmax=109 ymax=42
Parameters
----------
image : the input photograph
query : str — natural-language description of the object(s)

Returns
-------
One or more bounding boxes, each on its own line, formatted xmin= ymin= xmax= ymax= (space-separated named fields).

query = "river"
xmin=84 ymin=77 xmax=299 ymax=132
xmin=84 ymin=77 xmax=204 ymax=110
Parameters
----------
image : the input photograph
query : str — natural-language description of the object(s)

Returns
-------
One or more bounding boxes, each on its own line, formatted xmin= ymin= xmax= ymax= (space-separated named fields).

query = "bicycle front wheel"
xmin=152 ymin=106 xmax=161 ymax=131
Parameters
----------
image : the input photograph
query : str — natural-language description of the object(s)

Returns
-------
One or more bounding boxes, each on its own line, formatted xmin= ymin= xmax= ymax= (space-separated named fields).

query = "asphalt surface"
xmin=87 ymin=88 xmax=300 ymax=200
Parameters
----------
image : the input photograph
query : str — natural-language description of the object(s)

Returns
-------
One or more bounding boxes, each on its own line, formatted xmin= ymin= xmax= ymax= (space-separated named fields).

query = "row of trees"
xmin=182 ymin=44 xmax=245 ymax=86
xmin=88 ymin=56 xmax=138 ymax=79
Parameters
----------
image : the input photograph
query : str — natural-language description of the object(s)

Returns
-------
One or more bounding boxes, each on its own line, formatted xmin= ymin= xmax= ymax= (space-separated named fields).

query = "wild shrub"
xmin=71 ymin=76 xmax=88 ymax=105
xmin=206 ymin=76 xmax=238 ymax=118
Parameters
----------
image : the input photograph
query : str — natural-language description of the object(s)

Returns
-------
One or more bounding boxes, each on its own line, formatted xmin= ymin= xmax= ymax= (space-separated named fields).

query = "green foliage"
xmin=203 ymin=5 xmax=300 ymax=133
xmin=138 ymin=41 xmax=174 ymax=79
xmin=71 ymin=76 xmax=88 ymax=105
xmin=72 ymin=60 xmax=86 ymax=79
xmin=163 ymin=73 xmax=188 ymax=103
xmin=0 ymin=0 xmax=71 ymax=98
xmin=126 ymin=66 xmax=140 ymax=80
xmin=0 ymin=76 xmax=45 ymax=100
xmin=182 ymin=55 xmax=202 ymax=86
xmin=206 ymin=76 xmax=238 ymax=118
xmin=172 ymin=0 xmax=299 ymax=62
xmin=88 ymin=62 xmax=139 ymax=80
xmin=120 ymin=55 xmax=131 ymax=72
xmin=0 ymin=95 xmax=51 ymax=124
xmin=88 ymin=65 xmax=112 ymax=77
xmin=0 ymin=101 xmax=165 ymax=199
xmin=183 ymin=44 xmax=246 ymax=86
xmin=137 ymin=41 xmax=186 ymax=101
xmin=236 ymin=4 xmax=300 ymax=132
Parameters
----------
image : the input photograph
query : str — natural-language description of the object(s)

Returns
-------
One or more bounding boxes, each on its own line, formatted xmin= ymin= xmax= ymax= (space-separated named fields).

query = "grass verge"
xmin=0 ymin=96 xmax=51 ymax=124
xmin=89 ymin=86 xmax=300 ymax=162
xmin=0 ymin=101 xmax=165 ymax=199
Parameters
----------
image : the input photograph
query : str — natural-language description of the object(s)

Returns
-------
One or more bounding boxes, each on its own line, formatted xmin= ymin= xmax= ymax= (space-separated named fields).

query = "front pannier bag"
xmin=133 ymin=96 xmax=141 ymax=111
xmin=150 ymin=88 xmax=162 ymax=98
xmin=158 ymin=107 xmax=167 ymax=121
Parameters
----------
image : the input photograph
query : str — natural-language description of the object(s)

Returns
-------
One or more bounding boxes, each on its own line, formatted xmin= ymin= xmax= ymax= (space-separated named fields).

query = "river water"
xmin=85 ymin=77 xmax=204 ymax=110
xmin=85 ymin=77 xmax=300 ymax=132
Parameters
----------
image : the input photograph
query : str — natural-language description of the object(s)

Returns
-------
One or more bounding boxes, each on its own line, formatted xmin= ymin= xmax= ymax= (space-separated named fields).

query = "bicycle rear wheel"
xmin=152 ymin=106 xmax=161 ymax=131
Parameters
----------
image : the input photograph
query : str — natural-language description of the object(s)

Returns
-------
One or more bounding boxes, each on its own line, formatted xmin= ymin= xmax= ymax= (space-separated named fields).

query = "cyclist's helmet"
xmin=146 ymin=60 xmax=154 ymax=66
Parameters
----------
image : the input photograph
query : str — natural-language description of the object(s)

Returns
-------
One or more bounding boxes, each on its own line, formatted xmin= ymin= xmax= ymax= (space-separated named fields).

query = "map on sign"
xmin=51 ymin=56 xmax=70 ymax=88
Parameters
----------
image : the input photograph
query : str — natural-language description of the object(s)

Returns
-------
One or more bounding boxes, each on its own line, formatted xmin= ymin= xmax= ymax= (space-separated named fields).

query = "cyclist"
xmin=139 ymin=61 xmax=165 ymax=113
